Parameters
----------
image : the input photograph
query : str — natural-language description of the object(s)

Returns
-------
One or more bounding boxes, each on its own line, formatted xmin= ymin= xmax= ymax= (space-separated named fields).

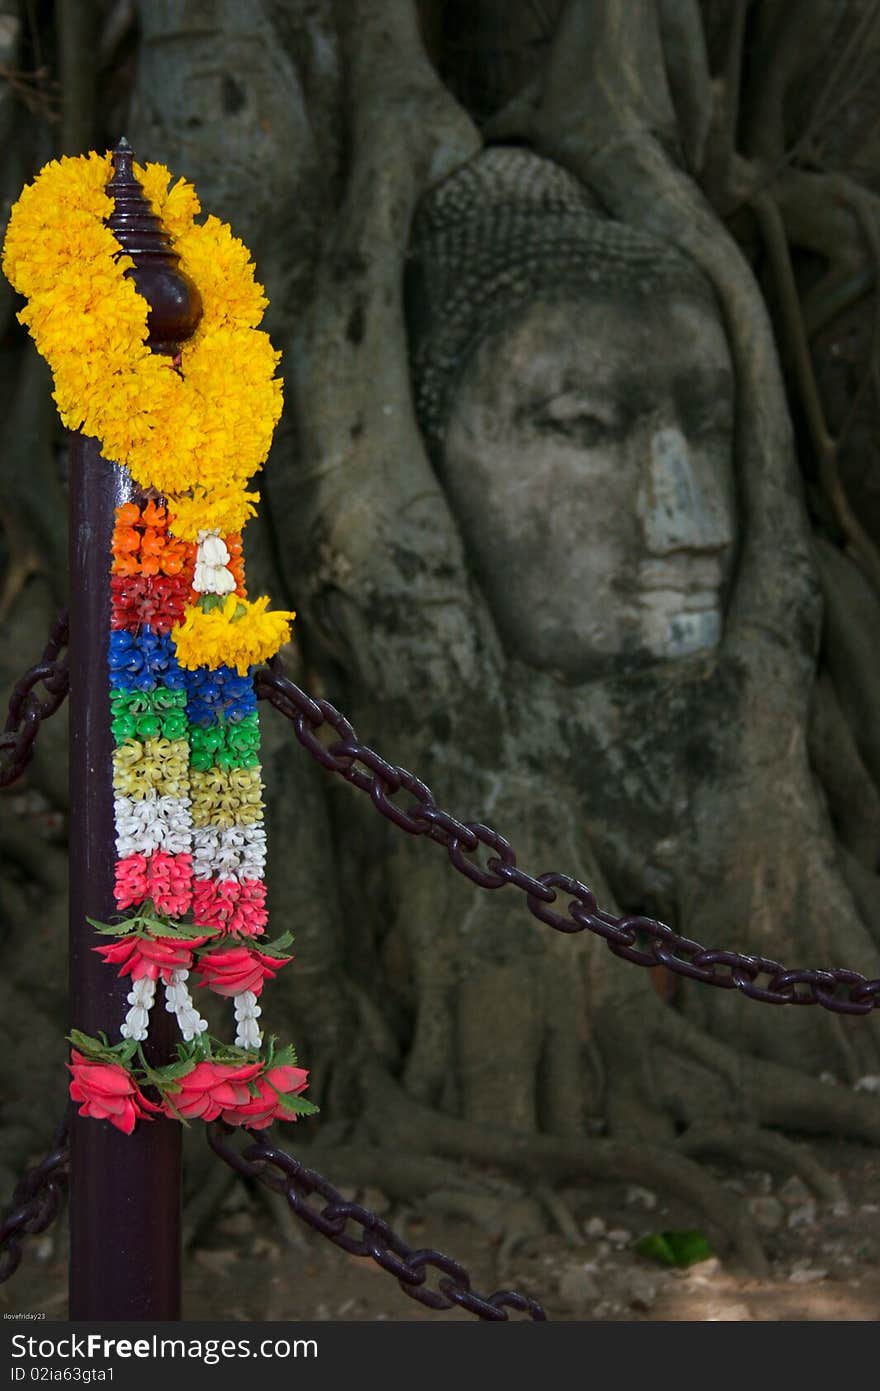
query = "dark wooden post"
xmin=68 ymin=139 xmax=202 ymax=1320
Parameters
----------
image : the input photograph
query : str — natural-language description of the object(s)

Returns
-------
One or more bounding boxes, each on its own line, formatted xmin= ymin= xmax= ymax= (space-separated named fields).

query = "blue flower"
xmin=107 ymin=627 xmax=183 ymax=692
xmin=183 ymin=664 xmax=257 ymax=725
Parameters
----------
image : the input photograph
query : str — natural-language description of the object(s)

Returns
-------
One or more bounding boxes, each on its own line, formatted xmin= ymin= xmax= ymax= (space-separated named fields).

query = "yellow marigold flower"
xmin=167 ymin=487 xmax=259 ymax=541
xmin=135 ymin=162 xmax=201 ymax=238
xmin=2 ymin=151 xmax=283 ymax=501
xmin=172 ymin=595 xmax=295 ymax=675
xmin=177 ymin=216 xmax=269 ymax=331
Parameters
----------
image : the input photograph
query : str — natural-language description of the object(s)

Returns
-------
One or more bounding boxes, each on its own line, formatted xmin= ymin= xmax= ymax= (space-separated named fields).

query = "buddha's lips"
xmin=636 ymin=587 xmax=721 ymax=611
xmin=633 ymin=555 xmax=728 ymax=605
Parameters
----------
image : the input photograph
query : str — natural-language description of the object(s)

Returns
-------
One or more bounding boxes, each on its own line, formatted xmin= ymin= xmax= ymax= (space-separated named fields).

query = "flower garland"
xmin=3 ymin=152 xmax=314 ymax=1132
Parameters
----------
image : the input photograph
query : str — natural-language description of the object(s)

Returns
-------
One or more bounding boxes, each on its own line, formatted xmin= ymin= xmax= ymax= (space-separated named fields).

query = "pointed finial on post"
xmin=106 ymin=137 xmax=202 ymax=354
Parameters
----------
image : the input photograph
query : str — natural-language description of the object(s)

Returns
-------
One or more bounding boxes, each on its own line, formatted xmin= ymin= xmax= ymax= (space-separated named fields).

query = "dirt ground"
xmin=4 ymin=1133 xmax=880 ymax=1322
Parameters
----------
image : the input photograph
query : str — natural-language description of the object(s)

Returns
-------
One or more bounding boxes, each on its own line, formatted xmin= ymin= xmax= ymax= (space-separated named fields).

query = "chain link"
xmin=207 ymin=1122 xmax=546 ymax=1320
xmin=1 ymin=611 xmax=70 ymax=788
xmin=0 ymin=1115 xmax=69 ymax=1284
xmin=256 ymin=660 xmax=880 ymax=1017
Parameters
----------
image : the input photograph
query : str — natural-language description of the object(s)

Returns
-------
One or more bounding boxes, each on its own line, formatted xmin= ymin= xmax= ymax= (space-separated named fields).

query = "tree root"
xmin=536 ymin=1183 xmax=585 ymax=1246
xmin=363 ymin=1063 xmax=769 ymax=1274
xmin=677 ymin=1123 xmax=846 ymax=1205
xmin=657 ymin=995 xmax=880 ymax=1139
xmin=253 ymin=1183 xmax=310 ymax=1253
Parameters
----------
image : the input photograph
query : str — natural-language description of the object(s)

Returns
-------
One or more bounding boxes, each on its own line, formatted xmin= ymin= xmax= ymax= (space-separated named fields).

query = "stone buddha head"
xmin=406 ymin=147 xmax=737 ymax=683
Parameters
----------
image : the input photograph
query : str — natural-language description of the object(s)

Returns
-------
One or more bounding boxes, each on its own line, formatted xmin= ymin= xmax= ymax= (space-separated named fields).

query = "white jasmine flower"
xmin=120 ymin=976 xmax=156 ymax=1042
xmin=193 ymin=561 xmax=237 ymax=594
xmin=115 ymin=794 xmax=192 ymax=857
xmin=233 ymin=990 xmax=262 ymax=1050
xmin=163 ymin=969 xmax=209 ymax=1043
xmin=192 ymin=824 xmax=267 ymax=881
xmin=196 ymin=530 xmax=229 ymax=565
xmin=193 ymin=530 xmax=236 ymax=594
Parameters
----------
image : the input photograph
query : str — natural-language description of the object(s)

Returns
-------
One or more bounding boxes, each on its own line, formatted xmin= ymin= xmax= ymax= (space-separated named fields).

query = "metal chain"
xmin=207 ymin=1122 xmax=547 ymax=1320
xmin=0 ymin=610 xmax=70 ymax=788
xmin=0 ymin=613 xmax=71 ymax=1271
xmin=256 ymin=660 xmax=880 ymax=1017
xmin=0 ymin=1115 xmax=69 ymax=1284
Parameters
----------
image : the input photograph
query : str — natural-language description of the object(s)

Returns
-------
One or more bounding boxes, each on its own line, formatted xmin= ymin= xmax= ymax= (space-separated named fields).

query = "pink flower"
xmin=68 ymin=1050 xmax=160 ymax=1135
xmin=148 ymin=851 xmax=193 ymax=916
xmin=114 ymin=854 xmax=149 ymax=910
xmin=193 ymin=945 xmax=291 ymax=998
xmin=163 ymin=1060 xmax=263 ymax=1121
xmin=95 ymin=933 xmax=209 ymax=982
xmin=219 ymin=1065 xmax=310 ymax=1129
xmin=192 ymin=877 xmax=267 ymax=936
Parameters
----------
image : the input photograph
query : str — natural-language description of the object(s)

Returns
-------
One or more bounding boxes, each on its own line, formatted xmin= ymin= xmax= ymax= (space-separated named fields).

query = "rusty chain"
xmin=0 ymin=1113 xmax=544 ymax=1318
xmin=0 ymin=610 xmax=70 ymax=788
xmin=207 ymin=1122 xmax=546 ymax=1320
xmin=0 ymin=619 xmax=70 ymax=1285
xmin=0 ymin=1115 xmax=69 ymax=1284
xmin=256 ymin=659 xmax=880 ymax=1017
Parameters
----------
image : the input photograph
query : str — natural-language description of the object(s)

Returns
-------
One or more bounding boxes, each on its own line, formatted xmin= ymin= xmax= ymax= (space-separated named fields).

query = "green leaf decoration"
xmin=67 ymin=1029 xmax=105 ymax=1055
xmin=147 ymin=919 xmax=220 ymax=940
xmin=152 ymin=1060 xmax=197 ymax=1083
xmin=634 ymin=1231 xmax=715 ymax=1267
xmin=198 ymin=593 xmax=227 ymax=613
xmin=67 ymin=1030 xmax=138 ymax=1066
xmin=86 ymin=915 xmax=127 ymax=935
xmin=257 ymin=930 xmax=295 ymax=958
xmin=274 ymin=1092 xmax=319 ymax=1117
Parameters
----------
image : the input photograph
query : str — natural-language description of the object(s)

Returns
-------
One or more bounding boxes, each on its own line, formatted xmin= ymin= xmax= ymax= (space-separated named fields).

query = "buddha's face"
xmin=442 ymin=293 xmax=737 ymax=681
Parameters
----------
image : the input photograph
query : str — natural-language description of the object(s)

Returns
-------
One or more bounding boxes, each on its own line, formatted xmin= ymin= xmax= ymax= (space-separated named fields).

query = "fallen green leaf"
xmin=633 ymin=1230 xmax=714 ymax=1267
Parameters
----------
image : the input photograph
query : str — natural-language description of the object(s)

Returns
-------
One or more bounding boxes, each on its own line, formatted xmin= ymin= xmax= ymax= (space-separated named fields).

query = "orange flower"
xmin=141 ymin=500 xmax=166 ymax=527
xmin=111 ymin=552 xmax=142 ymax=578
xmin=140 ymin=527 xmax=165 ymax=557
xmin=112 ymin=524 xmax=141 ymax=555
xmin=225 ymin=533 xmax=246 ymax=595
xmin=161 ymin=548 xmax=188 ymax=578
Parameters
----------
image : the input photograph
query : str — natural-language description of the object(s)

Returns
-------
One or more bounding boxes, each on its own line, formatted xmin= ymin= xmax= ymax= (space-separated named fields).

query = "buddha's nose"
xmin=638 ymin=426 xmax=735 ymax=556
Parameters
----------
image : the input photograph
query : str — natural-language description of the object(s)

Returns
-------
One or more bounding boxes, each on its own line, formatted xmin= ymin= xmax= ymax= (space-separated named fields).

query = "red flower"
xmin=111 ymin=574 xmax=191 ymax=634
xmin=193 ymin=945 xmax=291 ymax=998
xmin=163 ymin=1060 xmax=263 ymax=1121
xmin=68 ymin=1050 xmax=160 ymax=1135
xmin=148 ymin=852 xmax=194 ymax=916
xmin=219 ymin=1065 xmax=310 ymax=1129
xmin=192 ymin=877 xmax=267 ymax=937
xmin=114 ymin=852 xmax=193 ymax=914
xmin=114 ymin=853 xmax=149 ymax=910
xmin=95 ymin=933 xmax=209 ymax=982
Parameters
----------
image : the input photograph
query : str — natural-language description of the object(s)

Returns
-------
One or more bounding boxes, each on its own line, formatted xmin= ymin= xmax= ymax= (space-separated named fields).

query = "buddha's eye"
xmin=686 ymin=412 xmax=731 ymax=443
xmin=532 ymin=409 xmax=614 ymax=447
xmin=680 ymin=392 xmax=733 ymax=442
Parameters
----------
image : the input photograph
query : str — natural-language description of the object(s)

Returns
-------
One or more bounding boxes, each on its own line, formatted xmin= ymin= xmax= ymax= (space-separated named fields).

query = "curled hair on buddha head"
xmin=405 ymin=145 xmax=718 ymax=463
